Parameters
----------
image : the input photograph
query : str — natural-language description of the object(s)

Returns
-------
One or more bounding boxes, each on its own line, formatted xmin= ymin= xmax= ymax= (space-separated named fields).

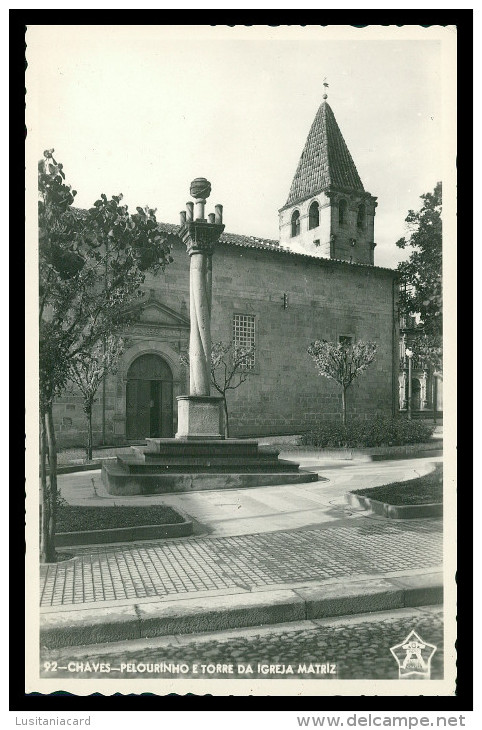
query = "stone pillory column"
xmin=100 ymin=179 xmax=318 ymax=493
xmin=176 ymin=178 xmax=225 ymax=439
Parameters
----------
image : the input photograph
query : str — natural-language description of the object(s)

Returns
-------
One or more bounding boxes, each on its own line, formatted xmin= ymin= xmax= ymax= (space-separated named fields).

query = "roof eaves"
xmin=71 ymin=211 xmax=396 ymax=275
xmin=153 ymin=221 xmax=398 ymax=274
xmin=218 ymin=235 xmax=397 ymax=274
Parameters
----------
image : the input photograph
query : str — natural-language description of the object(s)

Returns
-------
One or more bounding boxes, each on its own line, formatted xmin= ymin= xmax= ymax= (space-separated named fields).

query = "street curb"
xmin=54 ymin=515 xmax=193 ymax=547
xmin=44 ymin=460 xmax=115 ymax=476
xmin=281 ymin=441 xmax=442 ymax=462
xmin=345 ymin=492 xmax=443 ymax=519
xmin=39 ymin=572 xmax=443 ymax=649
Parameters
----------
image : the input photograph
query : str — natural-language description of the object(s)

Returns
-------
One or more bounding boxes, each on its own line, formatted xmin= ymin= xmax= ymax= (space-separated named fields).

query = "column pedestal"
xmin=175 ymin=395 xmax=224 ymax=440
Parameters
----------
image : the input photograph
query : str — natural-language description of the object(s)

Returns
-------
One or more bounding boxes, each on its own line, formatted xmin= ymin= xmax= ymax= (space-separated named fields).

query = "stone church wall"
xmin=52 ymin=237 xmax=398 ymax=447
xmin=208 ymin=241 xmax=397 ymax=436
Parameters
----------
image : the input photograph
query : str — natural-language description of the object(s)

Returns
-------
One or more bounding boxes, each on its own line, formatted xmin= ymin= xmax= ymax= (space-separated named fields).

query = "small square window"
xmin=339 ymin=335 xmax=353 ymax=347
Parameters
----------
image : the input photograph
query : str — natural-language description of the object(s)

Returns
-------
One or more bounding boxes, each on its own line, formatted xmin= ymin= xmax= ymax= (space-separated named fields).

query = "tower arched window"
xmin=338 ymin=199 xmax=347 ymax=226
xmin=357 ymin=204 xmax=365 ymax=229
xmin=308 ymin=201 xmax=319 ymax=230
xmin=291 ymin=210 xmax=300 ymax=237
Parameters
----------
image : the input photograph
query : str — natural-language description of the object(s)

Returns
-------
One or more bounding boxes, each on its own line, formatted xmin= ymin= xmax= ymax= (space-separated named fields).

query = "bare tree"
xmin=69 ymin=336 xmax=125 ymax=460
xmin=307 ymin=340 xmax=377 ymax=425
xmin=180 ymin=342 xmax=255 ymax=437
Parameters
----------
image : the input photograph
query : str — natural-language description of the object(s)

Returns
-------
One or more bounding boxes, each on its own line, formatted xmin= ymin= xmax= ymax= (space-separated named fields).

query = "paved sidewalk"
xmin=56 ymin=456 xmax=441 ymax=536
xmin=44 ymin=456 xmax=443 ymax=608
xmin=41 ymin=516 xmax=442 ymax=608
xmin=40 ymin=455 xmax=444 ymax=647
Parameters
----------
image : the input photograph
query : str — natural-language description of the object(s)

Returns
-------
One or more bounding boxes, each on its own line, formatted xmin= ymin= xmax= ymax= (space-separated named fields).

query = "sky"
xmin=26 ymin=24 xmax=455 ymax=269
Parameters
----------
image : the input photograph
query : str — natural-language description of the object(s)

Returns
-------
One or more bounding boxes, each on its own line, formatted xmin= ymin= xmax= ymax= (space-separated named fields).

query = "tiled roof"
xmin=155 ymin=221 xmax=396 ymax=274
xmin=157 ymin=221 xmax=281 ymax=251
xmin=71 ymin=212 xmax=396 ymax=274
xmin=284 ymin=101 xmax=364 ymax=208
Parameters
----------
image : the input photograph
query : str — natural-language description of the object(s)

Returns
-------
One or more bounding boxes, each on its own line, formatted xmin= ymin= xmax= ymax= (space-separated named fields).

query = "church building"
xmin=53 ymin=96 xmax=400 ymax=447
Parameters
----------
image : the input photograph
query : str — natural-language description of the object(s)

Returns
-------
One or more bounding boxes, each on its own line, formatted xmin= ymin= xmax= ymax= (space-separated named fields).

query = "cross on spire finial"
xmin=323 ymin=77 xmax=329 ymax=100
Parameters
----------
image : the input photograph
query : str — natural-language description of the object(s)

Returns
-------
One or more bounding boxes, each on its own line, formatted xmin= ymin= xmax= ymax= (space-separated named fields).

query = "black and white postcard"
xmin=25 ymin=23 xmax=458 ymax=700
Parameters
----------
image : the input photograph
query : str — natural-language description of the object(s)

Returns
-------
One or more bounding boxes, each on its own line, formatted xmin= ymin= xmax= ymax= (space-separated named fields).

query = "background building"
xmin=398 ymin=298 xmax=443 ymax=419
xmin=52 ymin=98 xmax=400 ymax=447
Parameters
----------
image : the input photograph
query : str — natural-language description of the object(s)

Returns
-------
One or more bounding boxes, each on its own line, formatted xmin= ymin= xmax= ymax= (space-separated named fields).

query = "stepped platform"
xmin=101 ymin=438 xmax=318 ymax=495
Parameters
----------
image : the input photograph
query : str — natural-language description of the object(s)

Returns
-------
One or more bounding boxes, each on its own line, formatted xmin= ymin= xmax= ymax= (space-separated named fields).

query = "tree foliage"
xmin=39 ymin=150 xmax=175 ymax=411
xmin=38 ymin=149 xmax=176 ymax=561
xmin=307 ymin=340 xmax=377 ymax=425
xmin=396 ymin=182 xmax=442 ymax=336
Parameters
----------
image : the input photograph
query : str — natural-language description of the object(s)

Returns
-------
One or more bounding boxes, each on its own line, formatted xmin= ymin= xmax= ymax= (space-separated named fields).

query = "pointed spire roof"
xmin=284 ymin=101 xmax=364 ymax=207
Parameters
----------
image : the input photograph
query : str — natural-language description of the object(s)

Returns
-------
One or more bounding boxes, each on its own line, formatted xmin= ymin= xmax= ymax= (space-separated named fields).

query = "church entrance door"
xmin=126 ymin=354 xmax=173 ymax=439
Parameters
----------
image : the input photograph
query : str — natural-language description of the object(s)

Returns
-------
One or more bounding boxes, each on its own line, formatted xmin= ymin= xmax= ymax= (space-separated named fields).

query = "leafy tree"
xmin=180 ymin=342 xmax=255 ymax=437
xmin=396 ymin=182 xmax=442 ymax=337
xmin=307 ymin=340 xmax=377 ymax=425
xmin=69 ymin=336 xmax=125 ymax=461
xmin=38 ymin=149 xmax=175 ymax=562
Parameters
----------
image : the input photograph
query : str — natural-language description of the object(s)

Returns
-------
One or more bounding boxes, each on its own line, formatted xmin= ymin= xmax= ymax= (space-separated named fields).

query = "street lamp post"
xmin=405 ymin=348 xmax=413 ymax=420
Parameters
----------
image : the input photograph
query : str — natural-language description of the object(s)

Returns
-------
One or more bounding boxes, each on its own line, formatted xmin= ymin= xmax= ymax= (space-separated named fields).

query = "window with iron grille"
xmin=233 ymin=314 xmax=256 ymax=370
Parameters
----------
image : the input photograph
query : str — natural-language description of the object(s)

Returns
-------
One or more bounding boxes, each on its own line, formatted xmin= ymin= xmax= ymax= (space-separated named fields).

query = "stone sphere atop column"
xmin=190 ymin=178 xmax=211 ymax=199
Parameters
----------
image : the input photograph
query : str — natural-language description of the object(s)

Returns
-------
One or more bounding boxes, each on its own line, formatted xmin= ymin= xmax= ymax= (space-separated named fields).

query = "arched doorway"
xmin=126 ymin=354 xmax=173 ymax=439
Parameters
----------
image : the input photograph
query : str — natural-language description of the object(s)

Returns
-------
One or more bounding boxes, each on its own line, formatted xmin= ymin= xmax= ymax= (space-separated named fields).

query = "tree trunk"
xmin=86 ymin=405 xmax=93 ymax=461
xmin=43 ymin=405 xmax=58 ymax=563
xmin=432 ymin=373 xmax=437 ymax=424
xmin=223 ymin=397 xmax=229 ymax=438
xmin=341 ymin=387 xmax=347 ymax=427
xmin=39 ymin=412 xmax=50 ymax=564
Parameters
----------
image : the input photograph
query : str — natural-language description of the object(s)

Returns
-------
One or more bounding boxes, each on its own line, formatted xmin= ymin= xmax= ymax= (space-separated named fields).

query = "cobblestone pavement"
xmin=40 ymin=606 xmax=444 ymax=680
xmin=40 ymin=518 xmax=442 ymax=607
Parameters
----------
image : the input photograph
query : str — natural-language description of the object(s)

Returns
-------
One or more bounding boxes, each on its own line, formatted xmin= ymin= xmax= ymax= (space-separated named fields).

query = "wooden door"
xmin=126 ymin=355 xmax=174 ymax=439
xmin=161 ymin=380 xmax=173 ymax=437
xmin=126 ymin=379 xmax=151 ymax=439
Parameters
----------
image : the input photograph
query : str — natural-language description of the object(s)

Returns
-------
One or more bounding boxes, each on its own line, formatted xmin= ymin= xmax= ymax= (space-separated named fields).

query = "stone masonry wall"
xmin=53 ymin=237 xmax=398 ymax=446
xmin=208 ymin=242 xmax=397 ymax=436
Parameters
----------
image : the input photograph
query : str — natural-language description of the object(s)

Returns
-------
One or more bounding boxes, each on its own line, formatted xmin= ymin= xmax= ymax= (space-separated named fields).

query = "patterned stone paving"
xmin=40 ymin=518 xmax=442 ymax=607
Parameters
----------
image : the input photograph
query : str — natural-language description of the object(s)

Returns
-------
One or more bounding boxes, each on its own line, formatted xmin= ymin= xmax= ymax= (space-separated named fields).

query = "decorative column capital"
xmin=179 ymin=178 xmax=225 ymax=255
xmin=179 ymin=220 xmax=225 ymax=256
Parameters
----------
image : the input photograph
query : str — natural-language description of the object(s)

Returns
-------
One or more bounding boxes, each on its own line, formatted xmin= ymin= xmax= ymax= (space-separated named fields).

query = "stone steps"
xmin=116 ymin=456 xmax=303 ymax=474
xmin=102 ymin=437 xmax=318 ymax=495
xmin=143 ymin=438 xmax=267 ymax=458
xmin=102 ymin=459 xmax=318 ymax=496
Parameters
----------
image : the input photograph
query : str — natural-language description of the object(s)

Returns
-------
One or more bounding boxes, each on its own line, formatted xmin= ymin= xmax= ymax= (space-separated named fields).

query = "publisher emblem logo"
xmin=390 ymin=630 xmax=437 ymax=679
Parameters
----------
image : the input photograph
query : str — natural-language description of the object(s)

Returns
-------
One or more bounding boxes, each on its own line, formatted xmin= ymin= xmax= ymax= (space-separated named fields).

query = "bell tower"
xmin=279 ymin=84 xmax=378 ymax=265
